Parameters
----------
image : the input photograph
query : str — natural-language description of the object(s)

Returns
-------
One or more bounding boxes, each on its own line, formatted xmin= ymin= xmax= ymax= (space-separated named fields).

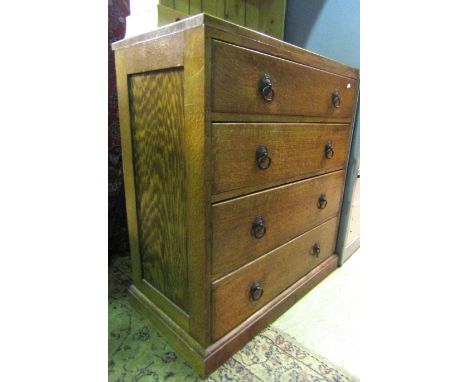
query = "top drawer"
xmin=212 ymin=40 xmax=357 ymax=119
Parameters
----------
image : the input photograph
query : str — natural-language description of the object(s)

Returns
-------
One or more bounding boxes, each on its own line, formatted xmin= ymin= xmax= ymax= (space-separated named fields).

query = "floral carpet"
xmin=109 ymin=256 xmax=359 ymax=382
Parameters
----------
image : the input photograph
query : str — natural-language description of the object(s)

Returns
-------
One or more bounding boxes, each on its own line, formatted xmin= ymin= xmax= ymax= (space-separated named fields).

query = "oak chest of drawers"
xmin=112 ymin=14 xmax=359 ymax=377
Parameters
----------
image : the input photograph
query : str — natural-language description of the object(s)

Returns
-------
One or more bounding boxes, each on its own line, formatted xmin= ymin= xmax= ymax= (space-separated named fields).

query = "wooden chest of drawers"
xmin=112 ymin=14 xmax=359 ymax=377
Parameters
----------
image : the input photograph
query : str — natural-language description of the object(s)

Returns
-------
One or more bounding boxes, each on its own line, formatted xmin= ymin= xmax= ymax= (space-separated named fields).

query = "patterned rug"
xmin=109 ymin=256 xmax=359 ymax=382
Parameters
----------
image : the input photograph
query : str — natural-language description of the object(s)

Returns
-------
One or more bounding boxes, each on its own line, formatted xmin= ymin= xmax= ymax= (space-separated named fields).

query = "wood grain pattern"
xmin=157 ymin=4 xmax=192 ymax=27
xmin=203 ymin=0 xmax=217 ymax=15
xmin=212 ymin=122 xmax=351 ymax=196
xmin=212 ymin=40 xmax=357 ymax=118
xmin=215 ymin=0 xmax=226 ymax=18
xmin=211 ymin=112 xmax=353 ymax=125
xmin=206 ymin=254 xmax=338 ymax=374
xmin=115 ymin=47 xmax=190 ymax=331
xmin=129 ymin=285 xmax=207 ymax=376
xmin=115 ymin=51 xmax=143 ymax=287
xmin=112 ymin=14 xmax=359 ymax=377
xmin=189 ymin=0 xmax=202 ymax=14
xmin=175 ymin=0 xmax=190 ymax=14
xmin=122 ymin=32 xmax=183 ymax=75
xmin=212 ymin=171 xmax=345 ymax=280
xmin=183 ymin=25 xmax=212 ymax=347
xmin=129 ymin=69 xmax=188 ymax=312
xmin=139 ymin=279 xmax=190 ymax=331
xmin=245 ymin=0 xmax=259 ymax=30
xmin=130 ymin=255 xmax=338 ymax=378
xmin=212 ymin=217 xmax=339 ymax=340
xmin=205 ymin=24 xmax=358 ymax=79
xmin=225 ymin=0 xmax=246 ymax=25
xmin=159 ymin=0 xmax=175 ymax=8
xmin=256 ymin=0 xmax=286 ymax=39
xmin=160 ymin=0 xmax=175 ymax=7
xmin=153 ymin=0 xmax=286 ymax=39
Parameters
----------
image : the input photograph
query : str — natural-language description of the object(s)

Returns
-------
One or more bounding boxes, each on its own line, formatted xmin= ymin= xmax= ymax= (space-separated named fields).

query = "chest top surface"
xmin=112 ymin=13 xmax=359 ymax=80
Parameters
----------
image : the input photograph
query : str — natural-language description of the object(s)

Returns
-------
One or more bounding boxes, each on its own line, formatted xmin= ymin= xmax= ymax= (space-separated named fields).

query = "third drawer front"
xmin=212 ymin=216 xmax=339 ymax=341
xmin=212 ymin=170 xmax=345 ymax=280
xmin=212 ymin=123 xmax=351 ymax=196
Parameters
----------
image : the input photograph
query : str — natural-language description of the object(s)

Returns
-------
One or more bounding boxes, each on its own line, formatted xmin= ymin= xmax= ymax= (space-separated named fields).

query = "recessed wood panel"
xmin=212 ymin=122 xmax=351 ymax=196
xmin=129 ymin=68 xmax=188 ymax=312
xmin=212 ymin=171 xmax=345 ymax=280
xmin=212 ymin=40 xmax=357 ymax=118
xmin=212 ymin=217 xmax=339 ymax=340
xmin=225 ymin=0 xmax=246 ymax=25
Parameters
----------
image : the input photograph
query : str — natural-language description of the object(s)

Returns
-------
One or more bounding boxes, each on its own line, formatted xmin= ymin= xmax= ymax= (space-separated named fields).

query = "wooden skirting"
xmin=130 ymin=254 xmax=338 ymax=377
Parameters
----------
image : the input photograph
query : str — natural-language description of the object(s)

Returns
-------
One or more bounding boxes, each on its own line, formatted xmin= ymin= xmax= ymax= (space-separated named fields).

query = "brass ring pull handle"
xmin=250 ymin=281 xmax=264 ymax=301
xmin=325 ymin=141 xmax=335 ymax=159
xmin=311 ymin=243 xmax=321 ymax=258
xmin=317 ymin=194 xmax=328 ymax=209
xmin=332 ymin=90 xmax=341 ymax=108
xmin=255 ymin=145 xmax=272 ymax=170
xmin=251 ymin=216 xmax=266 ymax=239
xmin=259 ymin=73 xmax=275 ymax=102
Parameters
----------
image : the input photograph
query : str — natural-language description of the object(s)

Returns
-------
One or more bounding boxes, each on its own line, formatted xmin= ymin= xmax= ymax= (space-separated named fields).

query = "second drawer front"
xmin=212 ymin=217 xmax=339 ymax=341
xmin=212 ymin=171 xmax=345 ymax=280
xmin=212 ymin=123 xmax=350 ymax=196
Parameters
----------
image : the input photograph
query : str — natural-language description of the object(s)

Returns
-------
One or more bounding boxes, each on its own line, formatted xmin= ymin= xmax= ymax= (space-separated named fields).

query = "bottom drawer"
xmin=211 ymin=216 xmax=339 ymax=341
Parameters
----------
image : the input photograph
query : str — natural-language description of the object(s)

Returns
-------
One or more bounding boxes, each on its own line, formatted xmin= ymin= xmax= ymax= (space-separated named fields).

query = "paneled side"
xmin=129 ymin=69 xmax=188 ymax=312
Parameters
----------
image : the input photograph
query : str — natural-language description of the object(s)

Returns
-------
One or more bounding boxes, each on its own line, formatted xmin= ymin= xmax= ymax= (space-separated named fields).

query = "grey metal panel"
xmin=336 ymin=96 xmax=360 ymax=266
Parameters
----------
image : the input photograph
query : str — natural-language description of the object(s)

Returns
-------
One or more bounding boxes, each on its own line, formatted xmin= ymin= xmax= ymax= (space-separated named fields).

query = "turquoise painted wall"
xmin=284 ymin=0 xmax=360 ymax=69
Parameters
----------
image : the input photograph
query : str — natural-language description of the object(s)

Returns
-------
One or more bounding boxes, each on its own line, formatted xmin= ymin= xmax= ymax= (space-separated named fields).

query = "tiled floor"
xmin=272 ymin=249 xmax=361 ymax=376
xmin=273 ymin=176 xmax=360 ymax=377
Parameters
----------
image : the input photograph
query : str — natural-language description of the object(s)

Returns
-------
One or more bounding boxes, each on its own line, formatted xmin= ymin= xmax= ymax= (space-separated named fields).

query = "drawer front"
xmin=212 ymin=123 xmax=350 ymax=196
xmin=212 ymin=217 xmax=339 ymax=340
xmin=212 ymin=171 xmax=344 ymax=280
xmin=212 ymin=40 xmax=357 ymax=119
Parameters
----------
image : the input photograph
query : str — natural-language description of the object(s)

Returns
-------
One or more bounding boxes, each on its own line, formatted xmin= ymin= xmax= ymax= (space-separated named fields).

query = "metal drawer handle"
xmin=317 ymin=194 xmax=328 ymax=209
xmin=255 ymin=145 xmax=272 ymax=170
xmin=250 ymin=281 xmax=264 ymax=301
xmin=325 ymin=141 xmax=335 ymax=159
xmin=332 ymin=90 xmax=341 ymax=108
xmin=251 ymin=216 xmax=266 ymax=239
xmin=259 ymin=73 xmax=275 ymax=102
xmin=311 ymin=243 xmax=321 ymax=258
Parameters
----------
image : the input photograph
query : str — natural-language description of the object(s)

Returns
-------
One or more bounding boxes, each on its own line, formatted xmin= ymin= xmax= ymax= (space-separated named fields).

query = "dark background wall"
xmin=109 ymin=0 xmax=130 ymax=258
